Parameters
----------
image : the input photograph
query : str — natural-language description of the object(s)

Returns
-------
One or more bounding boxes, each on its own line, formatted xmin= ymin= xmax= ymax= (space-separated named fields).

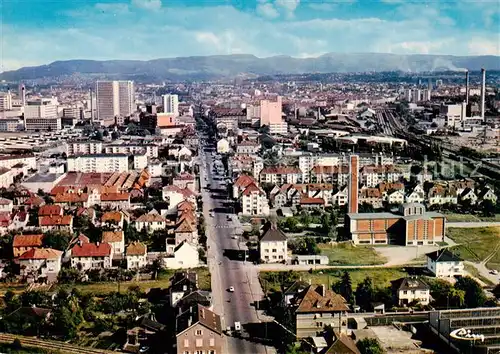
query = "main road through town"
xmin=198 ymin=140 xmax=267 ymax=354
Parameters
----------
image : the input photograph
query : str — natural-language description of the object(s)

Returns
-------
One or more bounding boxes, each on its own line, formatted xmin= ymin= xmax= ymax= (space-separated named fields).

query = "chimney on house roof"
xmin=319 ymin=284 xmax=326 ymax=297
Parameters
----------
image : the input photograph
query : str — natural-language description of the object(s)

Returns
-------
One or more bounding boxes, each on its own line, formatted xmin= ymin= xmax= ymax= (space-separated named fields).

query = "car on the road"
xmin=490 ymin=270 xmax=499 ymax=275
xmin=209 ymin=212 xmax=214 ymax=217
xmin=139 ymin=346 xmax=150 ymax=353
xmin=228 ymin=286 xmax=235 ymax=292
xmin=231 ymin=236 xmax=238 ymax=239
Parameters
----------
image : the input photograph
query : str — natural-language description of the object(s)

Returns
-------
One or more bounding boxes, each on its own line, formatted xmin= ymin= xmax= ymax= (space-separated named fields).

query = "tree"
xmin=493 ymin=283 xmax=500 ymax=299
xmin=480 ymin=199 xmax=495 ymax=217
xmin=357 ymin=338 xmax=384 ymax=354
xmin=455 ymin=276 xmax=486 ymax=308
xmin=355 ymin=277 xmax=374 ymax=310
xmin=94 ymin=130 xmax=103 ymax=141
xmin=339 ymin=271 xmax=354 ymax=304
xmin=150 ymin=258 xmax=163 ymax=280
xmin=285 ymin=343 xmax=308 ymax=354
xmin=58 ymin=267 xmax=82 ymax=284
xmin=42 ymin=231 xmax=72 ymax=251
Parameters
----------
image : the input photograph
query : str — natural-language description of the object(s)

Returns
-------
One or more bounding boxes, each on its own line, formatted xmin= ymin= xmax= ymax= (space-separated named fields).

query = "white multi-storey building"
xmin=162 ymin=94 xmax=179 ymax=116
xmin=24 ymin=98 xmax=61 ymax=131
xmin=426 ymin=249 xmax=464 ymax=278
xmin=259 ymin=226 xmax=288 ymax=263
xmin=241 ymin=183 xmax=269 ymax=216
xmin=67 ymin=154 xmax=129 ymax=173
xmin=0 ymin=154 xmax=36 ymax=170
xmin=0 ymin=91 xmax=13 ymax=111
xmin=104 ymin=143 xmax=158 ymax=158
xmin=96 ymin=81 xmax=135 ymax=121
xmin=66 ymin=141 xmax=103 ymax=156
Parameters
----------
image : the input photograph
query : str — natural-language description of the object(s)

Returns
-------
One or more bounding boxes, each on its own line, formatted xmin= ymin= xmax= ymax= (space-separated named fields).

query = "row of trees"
xmin=0 ymin=286 xmax=150 ymax=340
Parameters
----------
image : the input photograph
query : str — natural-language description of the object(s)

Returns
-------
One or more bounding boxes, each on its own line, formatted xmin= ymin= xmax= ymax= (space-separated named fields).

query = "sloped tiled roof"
xmin=39 ymin=215 xmax=72 ymax=226
xmin=126 ymin=241 xmax=147 ymax=256
xmin=102 ymin=231 xmax=124 ymax=243
xmin=13 ymin=234 xmax=44 ymax=248
xmin=54 ymin=193 xmax=88 ymax=204
xmin=234 ymin=175 xmax=256 ymax=188
xmin=260 ymin=226 xmax=287 ymax=242
xmin=136 ymin=214 xmax=166 ymax=223
xmin=102 ymin=211 xmax=123 ymax=223
xmin=19 ymin=248 xmax=62 ymax=260
xmin=293 ymin=285 xmax=349 ymax=313
xmin=101 ymin=193 xmax=130 ymax=201
xmin=71 ymin=242 xmax=112 ymax=257
xmin=38 ymin=205 xmax=62 ymax=216
xmin=300 ymin=196 xmax=325 ymax=205
xmin=176 ymin=304 xmax=222 ymax=336
xmin=242 ymin=183 xmax=263 ymax=196
xmin=175 ymin=219 xmax=196 ymax=233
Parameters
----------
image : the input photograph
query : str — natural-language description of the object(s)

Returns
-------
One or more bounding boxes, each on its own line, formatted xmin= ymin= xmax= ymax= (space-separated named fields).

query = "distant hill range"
xmin=2 ymin=53 xmax=499 ymax=81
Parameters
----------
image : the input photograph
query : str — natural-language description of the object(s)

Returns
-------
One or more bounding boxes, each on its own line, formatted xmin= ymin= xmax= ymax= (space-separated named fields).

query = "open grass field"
xmin=444 ymin=213 xmax=500 ymax=222
xmin=260 ymin=267 xmax=409 ymax=294
xmin=0 ymin=267 xmax=211 ymax=296
xmin=444 ymin=213 xmax=480 ymax=222
xmin=447 ymin=227 xmax=500 ymax=271
xmin=319 ymin=243 xmax=387 ymax=266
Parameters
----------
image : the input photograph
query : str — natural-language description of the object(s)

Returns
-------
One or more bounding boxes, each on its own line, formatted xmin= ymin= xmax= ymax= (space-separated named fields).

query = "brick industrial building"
xmin=345 ymin=155 xmax=446 ymax=246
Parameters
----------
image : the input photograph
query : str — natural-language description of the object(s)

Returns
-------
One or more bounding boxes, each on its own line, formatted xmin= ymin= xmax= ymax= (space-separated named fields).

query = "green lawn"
xmin=260 ymin=268 xmax=409 ymax=294
xmin=447 ymin=227 xmax=500 ymax=271
xmin=444 ymin=213 xmax=480 ymax=222
xmin=444 ymin=213 xmax=500 ymax=222
xmin=0 ymin=268 xmax=211 ymax=296
xmin=319 ymin=243 xmax=387 ymax=266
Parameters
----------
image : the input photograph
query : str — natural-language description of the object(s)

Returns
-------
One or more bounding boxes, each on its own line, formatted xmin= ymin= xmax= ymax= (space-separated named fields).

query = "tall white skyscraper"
xmin=162 ymin=94 xmax=179 ymax=116
xmin=96 ymin=80 xmax=135 ymax=121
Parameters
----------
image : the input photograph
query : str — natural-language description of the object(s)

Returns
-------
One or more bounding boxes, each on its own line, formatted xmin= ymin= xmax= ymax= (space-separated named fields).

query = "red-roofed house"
xmin=299 ymin=196 xmax=325 ymax=208
xmin=173 ymin=173 xmax=196 ymax=192
xmin=38 ymin=205 xmax=63 ymax=217
xmin=242 ymin=183 xmax=269 ymax=216
xmin=126 ymin=242 xmax=147 ymax=270
xmin=70 ymin=242 xmax=113 ymax=270
xmin=100 ymin=193 xmax=130 ymax=210
xmin=18 ymin=248 xmax=63 ymax=279
xmin=232 ymin=174 xmax=257 ymax=198
xmin=39 ymin=215 xmax=73 ymax=233
xmin=13 ymin=234 xmax=44 ymax=258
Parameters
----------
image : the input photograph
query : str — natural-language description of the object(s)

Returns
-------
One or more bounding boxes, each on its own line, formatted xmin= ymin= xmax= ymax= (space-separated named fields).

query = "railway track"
xmin=0 ymin=333 xmax=118 ymax=354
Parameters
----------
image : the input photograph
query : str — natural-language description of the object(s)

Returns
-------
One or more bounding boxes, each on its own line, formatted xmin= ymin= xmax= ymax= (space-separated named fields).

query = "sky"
xmin=1 ymin=0 xmax=499 ymax=71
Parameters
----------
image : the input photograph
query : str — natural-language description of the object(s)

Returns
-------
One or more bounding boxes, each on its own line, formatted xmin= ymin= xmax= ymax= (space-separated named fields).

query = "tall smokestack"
xmin=480 ymin=68 xmax=486 ymax=120
xmin=465 ymin=71 xmax=469 ymax=105
xmin=21 ymin=85 xmax=26 ymax=107
xmin=348 ymin=155 xmax=359 ymax=214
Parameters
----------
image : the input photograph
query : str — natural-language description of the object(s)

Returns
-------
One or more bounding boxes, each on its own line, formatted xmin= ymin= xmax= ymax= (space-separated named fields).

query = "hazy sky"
xmin=1 ymin=0 xmax=499 ymax=71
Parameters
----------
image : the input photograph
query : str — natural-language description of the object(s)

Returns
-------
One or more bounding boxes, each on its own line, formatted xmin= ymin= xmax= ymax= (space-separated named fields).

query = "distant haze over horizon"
xmin=1 ymin=52 xmax=499 ymax=82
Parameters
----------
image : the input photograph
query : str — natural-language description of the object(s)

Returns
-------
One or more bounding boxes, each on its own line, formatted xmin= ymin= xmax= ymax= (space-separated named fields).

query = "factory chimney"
xmin=348 ymin=155 xmax=359 ymax=214
xmin=480 ymin=68 xmax=486 ymax=120
xmin=465 ymin=71 xmax=469 ymax=105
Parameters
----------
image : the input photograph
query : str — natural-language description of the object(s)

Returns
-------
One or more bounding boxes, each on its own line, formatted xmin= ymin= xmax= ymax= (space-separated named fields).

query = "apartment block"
xmin=67 ymin=154 xmax=129 ymax=173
